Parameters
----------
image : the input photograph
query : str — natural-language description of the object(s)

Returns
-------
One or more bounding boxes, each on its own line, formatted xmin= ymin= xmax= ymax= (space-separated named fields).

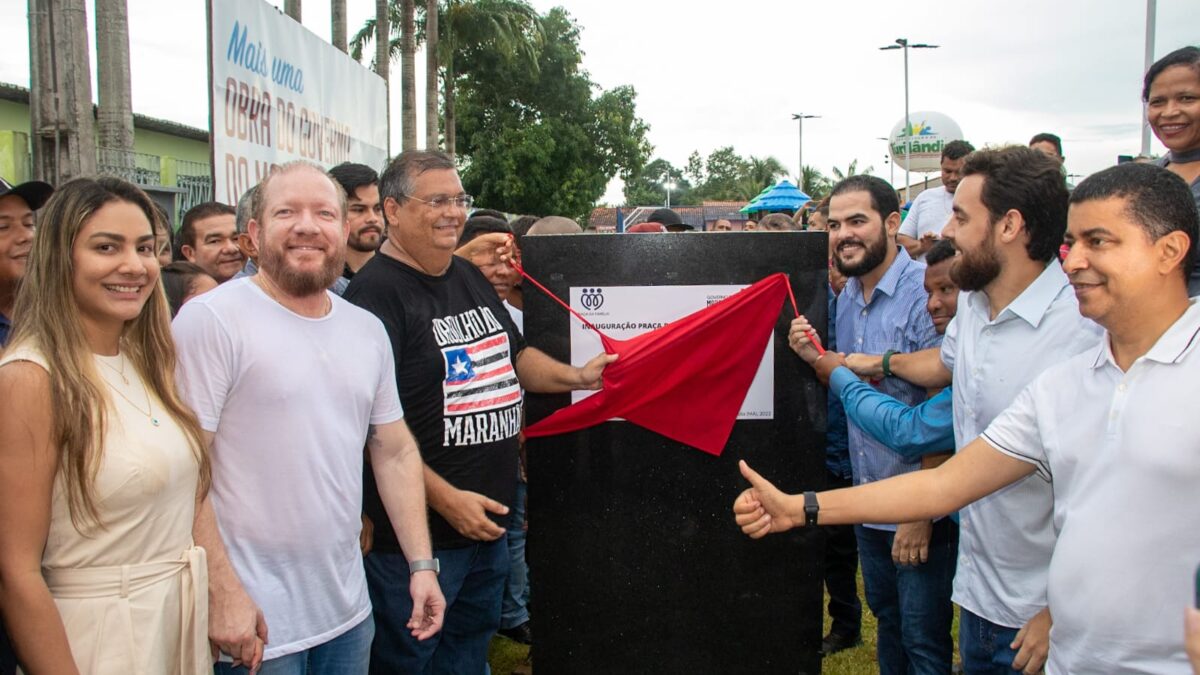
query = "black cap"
xmin=646 ymin=207 xmax=693 ymax=231
xmin=0 ymin=177 xmax=54 ymax=210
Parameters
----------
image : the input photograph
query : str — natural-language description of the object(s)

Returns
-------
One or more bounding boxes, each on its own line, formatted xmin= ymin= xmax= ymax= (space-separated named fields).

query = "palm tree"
xmin=734 ymin=155 xmax=788 ymax=200
xmin=375 ymin=0 xmax=390 ymax=154
xmin=830 ymin=159 xmax=875 ymax=182
xmin=425 ymin=0 xmax=438 ymax=148
xmin=400 ymin=0 xmax=417 ymax=150
xmin=352 ymin=0 xmax=542 ymax=157
xmin=439 ymin=0 xmax=541 ymax=156
xmin=95 ymin=0 xmax=135 ymax=167
xmin=800 ymin=165 xmax=832 ymax=200
xmin=332 ymin=0 xmax=347 ymax=52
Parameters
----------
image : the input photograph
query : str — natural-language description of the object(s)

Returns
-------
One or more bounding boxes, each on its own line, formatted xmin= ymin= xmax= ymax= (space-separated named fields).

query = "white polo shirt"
xmin=940 ymin=262 xmax=1103 ymax=628
xmin=898 ymin=187 xmax=954 ymax=260
xmin=982 ymin=300 xmax=1200 ymax=674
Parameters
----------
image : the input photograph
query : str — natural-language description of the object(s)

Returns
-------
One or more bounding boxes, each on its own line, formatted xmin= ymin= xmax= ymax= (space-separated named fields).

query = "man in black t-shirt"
xmin=344 ymin=150 xmax=614 ymax=674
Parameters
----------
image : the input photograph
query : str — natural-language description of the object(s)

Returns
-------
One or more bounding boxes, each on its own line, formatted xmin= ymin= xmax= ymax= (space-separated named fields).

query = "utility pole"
xmin=285 ymin=0 xmax=301 ymax=21
xmin=791 ymin=113 xmax=819 ymax=191
xmin=95 ymin=0 xmax=135 ymax=168
xmin=29 ymin=0 xmax=97 ymax=185
xmin=880 ymin=38 xmax=938 ymax=201
xmin=1141 ymin=0 xmax=1156 ymax=157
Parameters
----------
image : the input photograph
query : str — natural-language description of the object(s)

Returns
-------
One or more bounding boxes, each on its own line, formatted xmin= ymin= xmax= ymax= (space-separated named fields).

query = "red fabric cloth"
xmin=524 ymin=273 xmax=790 ymax=455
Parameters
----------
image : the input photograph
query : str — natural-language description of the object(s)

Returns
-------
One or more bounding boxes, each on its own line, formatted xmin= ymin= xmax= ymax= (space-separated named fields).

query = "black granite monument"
xmin=522 ymin=231 xmax=830 ymax=674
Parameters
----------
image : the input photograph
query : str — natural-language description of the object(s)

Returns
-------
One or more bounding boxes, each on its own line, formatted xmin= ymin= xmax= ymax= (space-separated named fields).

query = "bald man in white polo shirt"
xmin=735 ymin=162 xmax=1200 ymax=674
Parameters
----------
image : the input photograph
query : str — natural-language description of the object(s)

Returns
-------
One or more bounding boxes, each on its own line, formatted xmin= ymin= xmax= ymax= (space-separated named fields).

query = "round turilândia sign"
xmin=888 ymin=111 xmax=964 ymax=173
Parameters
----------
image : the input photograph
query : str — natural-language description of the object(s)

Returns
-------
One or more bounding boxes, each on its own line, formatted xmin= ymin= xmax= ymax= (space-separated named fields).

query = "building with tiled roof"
xmin=588 ymin=201 xmax=752 ymax=232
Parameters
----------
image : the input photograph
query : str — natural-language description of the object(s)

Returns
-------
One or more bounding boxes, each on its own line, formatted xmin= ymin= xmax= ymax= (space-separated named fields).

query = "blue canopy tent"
xmin=740 ymin=180 xmax=812 ymax=214
xmin=739 ymin=185 xmax=773 ymax=213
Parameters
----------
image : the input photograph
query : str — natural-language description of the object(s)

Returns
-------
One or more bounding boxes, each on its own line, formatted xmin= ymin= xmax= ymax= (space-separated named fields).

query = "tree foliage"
xmin=800 ymin=165 xmax=833 ymax=201
xmin=455 ymin=7 xmax=651 ymax=218
xmin=622 ymin=158 xmax=693 ymax=206
xmin=350 ymin=0 xmax=544 ymax=153
xmin=830 ymin=159 xmax=875 ymax=182
xmin=653 ymin=147 xmax=789 ymax=204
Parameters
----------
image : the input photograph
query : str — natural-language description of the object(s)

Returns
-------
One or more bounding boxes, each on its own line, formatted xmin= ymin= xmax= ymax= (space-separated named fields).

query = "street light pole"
xmin=791 ymin=113 xmax=819 ymax=191
xmin=1141 ymin=0 xmax=1156 ymax=156
xmin=877 ymin=136 xmax=894 ymax=188
xmin=662 ymin=172 xmax=676 ymax=209
xmin=880 ymin=38 xmax=938 ymax=202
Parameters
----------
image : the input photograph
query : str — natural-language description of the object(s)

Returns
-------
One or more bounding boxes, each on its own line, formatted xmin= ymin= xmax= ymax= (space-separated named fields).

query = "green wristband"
xmin=882 ymin=350 xmax=897 ymax=378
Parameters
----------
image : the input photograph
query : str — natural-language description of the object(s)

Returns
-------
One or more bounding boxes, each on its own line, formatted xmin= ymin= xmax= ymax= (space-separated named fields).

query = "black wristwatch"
xmin=803 ymin=491 xmax=819 ymax=527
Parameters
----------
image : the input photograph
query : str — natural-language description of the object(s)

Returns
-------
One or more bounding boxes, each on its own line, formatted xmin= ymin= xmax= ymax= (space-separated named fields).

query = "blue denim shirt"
xmin=824 ymin=287 xmax=852 ymax=479
xmin=835 ymin=247 xmax=941 ymax=529
xmin=0 ymin=312 xmax=10 ymax=347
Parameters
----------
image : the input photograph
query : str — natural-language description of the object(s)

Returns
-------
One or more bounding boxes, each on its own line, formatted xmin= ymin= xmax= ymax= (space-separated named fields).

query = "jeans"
xmin=213 ymin=614 xmax=373 ymax=675
xmin=823 ymin=471 xmax=862 ymax=640
xmin=366 ymin=537 xmax=509 ymax=675
xmin=959 ymin=608 xmax=1021 ymax=675
xmin=857 ymin=520 xmax=958 ymax=675
xmin=500 ymin=479 xmax=531 ymax=630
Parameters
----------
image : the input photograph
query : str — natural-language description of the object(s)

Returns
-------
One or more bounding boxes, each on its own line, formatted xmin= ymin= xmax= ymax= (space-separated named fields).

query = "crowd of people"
xmin=736 ymin=45 xmax=1200 ymax=675
xmin=0 ymin=43 xmax=1196 ymax=675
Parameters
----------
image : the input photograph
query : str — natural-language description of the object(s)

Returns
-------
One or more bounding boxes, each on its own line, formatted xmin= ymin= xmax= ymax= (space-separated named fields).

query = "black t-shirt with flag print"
xmin=344 ymin=253 xmax=525 ymax=550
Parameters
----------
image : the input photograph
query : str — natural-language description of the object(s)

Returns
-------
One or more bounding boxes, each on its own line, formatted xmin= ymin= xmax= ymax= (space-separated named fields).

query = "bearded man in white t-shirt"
xmin=174 ymin=161 xmax=446 ymax=674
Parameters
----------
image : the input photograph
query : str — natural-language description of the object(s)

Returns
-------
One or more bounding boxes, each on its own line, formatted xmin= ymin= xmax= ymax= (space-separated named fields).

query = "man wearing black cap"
xmin=646 ymin=207 xmax=693 ymax=232
xmin=0 ymin=177 xmax=53 ymax=347
xmin=0 ymin=176 xmax=52 ymax=674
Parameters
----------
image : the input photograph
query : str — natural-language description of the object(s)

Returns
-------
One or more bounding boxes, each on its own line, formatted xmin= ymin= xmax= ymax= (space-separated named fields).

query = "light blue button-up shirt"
xmin=835 ymin=247 xmax=941 ymax=530
xmin=941 ymin=261 xmax=1103 ymax=628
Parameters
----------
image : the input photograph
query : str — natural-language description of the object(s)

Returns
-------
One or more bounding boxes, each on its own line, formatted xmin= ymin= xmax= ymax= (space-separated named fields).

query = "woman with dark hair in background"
xmin=161 ymin=261 xmax=218 ymax=318
xmin=0 ymin=177 xmax=212 ymax=673
xmin=1145 ymin=45 xmax=1200 ymax=293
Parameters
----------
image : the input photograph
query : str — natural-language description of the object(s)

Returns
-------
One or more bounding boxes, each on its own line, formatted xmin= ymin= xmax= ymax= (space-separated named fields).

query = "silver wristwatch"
xmin=409 ymin=558 xmax=440 ymax=575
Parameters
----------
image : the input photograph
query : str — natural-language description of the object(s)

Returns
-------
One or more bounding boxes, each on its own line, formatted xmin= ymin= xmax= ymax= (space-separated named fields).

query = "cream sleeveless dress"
xmin=1 ymin=345 xmax=211 ymax=674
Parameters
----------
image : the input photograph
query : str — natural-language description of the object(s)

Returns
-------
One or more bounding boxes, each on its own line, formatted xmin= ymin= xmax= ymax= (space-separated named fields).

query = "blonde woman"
xmin=0 ymin=177 xmax=211 ymax=674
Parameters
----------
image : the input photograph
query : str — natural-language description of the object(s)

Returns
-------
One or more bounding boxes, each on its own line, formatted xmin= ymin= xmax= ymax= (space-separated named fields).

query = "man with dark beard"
xmin=791 ymin=174 xmax=950 ymax=675
xmin=173 ymin=161 xmax=446 ymax=672
xmin=329 ymin=162 xmax=384 ymax=281
xmin=739 ymin=161 xmax=1200 ymax=674
xmin=844 ymin=146 xmax=1103 ymax=674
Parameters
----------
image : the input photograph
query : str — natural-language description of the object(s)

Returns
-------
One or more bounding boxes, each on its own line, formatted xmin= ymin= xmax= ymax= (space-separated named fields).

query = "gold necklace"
xmin=96 ymin=354 xmax=129 ymax=385
xmin=98 ymin=357 xmax=160 ymax=427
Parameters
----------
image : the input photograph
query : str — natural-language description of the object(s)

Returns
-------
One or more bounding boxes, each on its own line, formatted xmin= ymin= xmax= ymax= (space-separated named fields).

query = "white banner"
xmin=208 ymin=0 xmax=388 ymax=205
xmin=569 ymin=285 xmax=775 ymax=419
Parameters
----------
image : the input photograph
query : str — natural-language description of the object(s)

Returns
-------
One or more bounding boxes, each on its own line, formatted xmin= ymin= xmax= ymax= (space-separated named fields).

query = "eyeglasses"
xmin=404 ymin=193 xmax=474 ymax=210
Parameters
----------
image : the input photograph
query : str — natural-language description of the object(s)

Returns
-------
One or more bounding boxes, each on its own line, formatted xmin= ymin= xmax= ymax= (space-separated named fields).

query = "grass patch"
xmin=488 ymin=637 xmax=530 ymax=674
xmin=488 ymin=570 xmax=959 ymax=673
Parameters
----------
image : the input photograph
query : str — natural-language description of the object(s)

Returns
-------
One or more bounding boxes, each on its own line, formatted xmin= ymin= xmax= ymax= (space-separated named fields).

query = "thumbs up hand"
xmin=733 ymin=460 xmax=803 ymax=538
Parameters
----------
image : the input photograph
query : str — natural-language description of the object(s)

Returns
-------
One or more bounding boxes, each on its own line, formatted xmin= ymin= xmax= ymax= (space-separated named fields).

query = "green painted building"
xmin=0 ymin=82 xmax=213 ymax=226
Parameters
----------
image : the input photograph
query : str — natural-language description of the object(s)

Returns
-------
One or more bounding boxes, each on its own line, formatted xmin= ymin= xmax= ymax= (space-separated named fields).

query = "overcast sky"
xmin=1 ymin=0 xmax=1195 ymax=204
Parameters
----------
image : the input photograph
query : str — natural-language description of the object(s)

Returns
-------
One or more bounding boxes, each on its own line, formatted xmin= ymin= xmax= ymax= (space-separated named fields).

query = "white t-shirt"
xmin=898 ymin=187 xmax=954 ymax=260
xmin=173 ymin=278 xmax=404 ymax=660
xmin=504 ymin=300 xmax=524 ymax=334
xmin=982 ymin=300 xmax=1200 ymax=674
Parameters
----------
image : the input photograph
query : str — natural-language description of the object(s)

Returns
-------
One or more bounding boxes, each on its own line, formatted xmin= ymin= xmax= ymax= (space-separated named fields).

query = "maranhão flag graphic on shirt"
xmin=523 ymin=272 xmax=791 ymax=456
xmin=443 ymin=334 xmax=521 ymax=414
